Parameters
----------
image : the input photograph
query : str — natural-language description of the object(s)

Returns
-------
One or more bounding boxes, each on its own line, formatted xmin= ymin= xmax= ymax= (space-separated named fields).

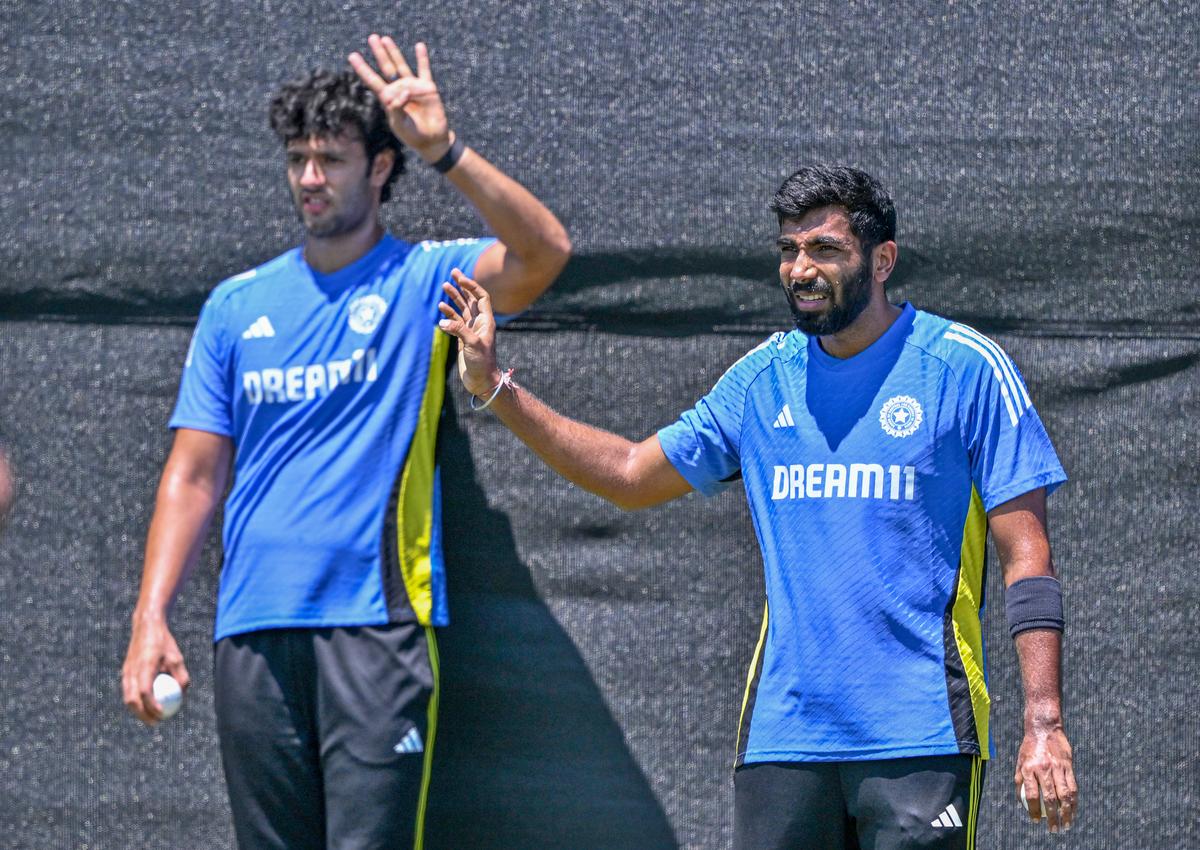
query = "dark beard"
xmin=294 ymin=183 xmax=373 ymax=239
xmin=787 ymin=258 xmax=874 ymax=336
xmin=302 ymin=212 xmax=351 ymax=238
xmin=297 ymin=202 xmax=368 ymax=239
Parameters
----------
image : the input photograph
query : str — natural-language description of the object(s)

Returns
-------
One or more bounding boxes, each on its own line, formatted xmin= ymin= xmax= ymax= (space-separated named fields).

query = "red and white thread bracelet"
xmin=470 ymin=368 xmax=515 ymax=412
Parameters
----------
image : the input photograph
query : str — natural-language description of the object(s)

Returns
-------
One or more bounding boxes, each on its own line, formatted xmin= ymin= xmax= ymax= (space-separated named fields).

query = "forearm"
xmin=1012 ymin=623 xmax=1075 ymax=831
xmin=486 ymin=382 xmax=672 ymax=511
xmin=132 ymin=473 xmax=223 ymax=623
xmin=1006 ymin=557 xmax=1065 ymax=730
xmin=438 ymin=141 xmax=570 ymax=278
xmin=441 ymin=272 xmax=687 ymax=509
xmin=1014 ymin=628 xmax=1064 ymax=727
xmin=989 ymin=489 xmax=1068 ymax=722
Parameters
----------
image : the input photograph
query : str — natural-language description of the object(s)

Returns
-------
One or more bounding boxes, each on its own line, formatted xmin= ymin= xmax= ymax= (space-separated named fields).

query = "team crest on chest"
xmin=879 ymin=395 xmax=923 ymax=438
xmin=348 ymin=294 xmax=388 ymax=334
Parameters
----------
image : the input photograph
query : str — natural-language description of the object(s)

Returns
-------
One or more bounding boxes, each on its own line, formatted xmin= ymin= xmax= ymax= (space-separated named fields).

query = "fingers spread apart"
xmin=347 ymin=52 xmax=387 ymax=94
xmin=450 ymin=268 xmax=489 ymax=300
xmin=371 ymin=35 xmax=414 ymax=81
xmin=349 ymin=36 xmax=430 ymax=94
xmin=438 ymin=304 xmax=476 ymax=344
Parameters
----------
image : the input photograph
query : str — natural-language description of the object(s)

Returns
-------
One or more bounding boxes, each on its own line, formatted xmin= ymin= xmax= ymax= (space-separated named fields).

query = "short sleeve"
xmin=657 ymin=337 xmax=779 ymax=497
xmin=421 ymin=237 xmax=496 ymax=284
xmin=419 ymin=237 xmax=537 ymax=326
xmin=951 ymin=329 xmax=1067 ymax=511
xmin=169 ymin=293 xmax=234 ymax=436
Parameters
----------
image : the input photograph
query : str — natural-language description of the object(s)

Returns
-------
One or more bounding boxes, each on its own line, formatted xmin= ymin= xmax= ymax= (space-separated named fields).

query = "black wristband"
xmin=430 ymin=136 xmax=465 ymax=174
xmin=1005 ymin=575 xmax=1065 ymax=638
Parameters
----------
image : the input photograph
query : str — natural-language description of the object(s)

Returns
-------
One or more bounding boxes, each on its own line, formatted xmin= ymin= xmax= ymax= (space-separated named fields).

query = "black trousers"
xmin=214 ymin=623 xmax=437 ymax=850
xmin=734 ymin=754 xmax=985 ymax=850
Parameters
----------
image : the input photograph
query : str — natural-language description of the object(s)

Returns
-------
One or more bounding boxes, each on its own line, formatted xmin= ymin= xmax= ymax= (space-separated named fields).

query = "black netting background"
xmin=1 ymin=0 xmax=1196 ymax=847
xmin=1 ymin=325 xmax=1196 ymax=848
xmin=2 ymin=1 xmax=1196 ymax=335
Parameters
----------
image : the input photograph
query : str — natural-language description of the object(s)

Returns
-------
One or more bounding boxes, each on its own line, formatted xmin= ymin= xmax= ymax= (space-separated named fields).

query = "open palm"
xmin=438 ymin=269 xmax=501 ymax=398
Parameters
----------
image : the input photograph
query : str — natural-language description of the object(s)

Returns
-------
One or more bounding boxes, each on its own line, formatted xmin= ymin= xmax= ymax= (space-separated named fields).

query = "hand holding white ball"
xmin=1019 ymin=784 xmax=1048 ymax=819
xmin=153 ymin=673 xmax=184 ymax=720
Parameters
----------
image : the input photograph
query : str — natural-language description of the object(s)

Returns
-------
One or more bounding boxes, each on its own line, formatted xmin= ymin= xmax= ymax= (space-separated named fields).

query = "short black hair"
xmin=769 ymin=165 xmax=896 ymax=251
xmin=268 ymin=69 xmax=405 ymax=203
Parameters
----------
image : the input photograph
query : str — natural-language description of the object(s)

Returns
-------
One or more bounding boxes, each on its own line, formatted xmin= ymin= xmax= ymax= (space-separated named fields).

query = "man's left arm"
xmin=437 ymin=146 xmax=571 ymax=313
xmin=990 ymin=487 xmax=1078 ymax=834
xmin=349 ymin=35 xmax=570 ymax=314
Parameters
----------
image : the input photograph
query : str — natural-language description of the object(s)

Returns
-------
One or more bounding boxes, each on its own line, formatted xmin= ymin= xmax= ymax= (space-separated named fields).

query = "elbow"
xmin=514 ymin=240 xmax=573 ymax=312
xmin=606 ymin=473 xmax=660 ymax=513
xmin=609 ymin=493 xmax=650 ymax=512
xmin=539 ymin=209 xmax=572 ymax=259
xmin=553 ymin=229 xmax=573 ymax=264
xmin=603 ymin=442 xmax=673 ymax=512
xmin=507 ymin=231 xmax=572 ymax=308
xmin=160 ymin=466 xmax=225 ymax=508
xmin=535 ymin=211 xmax=571 ymax=268
xmin=540 ymin=228 xmax=572 ymax=279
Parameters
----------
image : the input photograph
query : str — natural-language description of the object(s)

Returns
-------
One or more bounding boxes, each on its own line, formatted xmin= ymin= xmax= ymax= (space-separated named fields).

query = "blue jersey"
xmin=658 ymin=304 xmax=1065 ymax=763
xmin=171 ymin=234 xmax=494 ymax=641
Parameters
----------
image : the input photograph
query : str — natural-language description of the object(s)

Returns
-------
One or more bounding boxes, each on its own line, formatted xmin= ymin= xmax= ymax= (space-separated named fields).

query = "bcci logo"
xmin=348 ymin=294 xmax=388 ymax=335
xmin=879 ymin=395 xmax=923 ymax=438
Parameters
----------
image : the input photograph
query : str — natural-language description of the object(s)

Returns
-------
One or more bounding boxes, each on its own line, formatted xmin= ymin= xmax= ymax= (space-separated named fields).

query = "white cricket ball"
xmin=1019 ymin=784 xmax=1048 ymax=819
xmin=153 ymin=673 xmax=183 ymax=719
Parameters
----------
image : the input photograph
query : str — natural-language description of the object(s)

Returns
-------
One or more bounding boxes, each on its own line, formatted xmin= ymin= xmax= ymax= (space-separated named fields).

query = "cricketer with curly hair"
xmin=122 ymin=34 xmax=570 ymax=849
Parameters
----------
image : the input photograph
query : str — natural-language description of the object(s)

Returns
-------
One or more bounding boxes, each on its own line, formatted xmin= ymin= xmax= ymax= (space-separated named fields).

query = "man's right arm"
xmin=122 ymin=428 xmax=232 ymax=724
xmin=439 ymin=270 xmax=692 ymax=511
xmin=489 ymin=382 xmax=691 ymax=511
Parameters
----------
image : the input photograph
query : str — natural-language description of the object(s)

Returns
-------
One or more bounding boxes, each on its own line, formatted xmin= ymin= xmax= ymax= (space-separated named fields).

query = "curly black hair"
xmin=770 ymin=165 xmax=896 ymax=252
xmin=268 ymin=69 xmax=405 ymax=203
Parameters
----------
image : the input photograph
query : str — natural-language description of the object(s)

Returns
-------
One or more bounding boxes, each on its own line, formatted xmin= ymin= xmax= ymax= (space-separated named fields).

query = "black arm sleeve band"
xmin=431 ymin=136 xmax=466 ymax=174
xmin=1005 ymin=575 xmax=1065 ymax=638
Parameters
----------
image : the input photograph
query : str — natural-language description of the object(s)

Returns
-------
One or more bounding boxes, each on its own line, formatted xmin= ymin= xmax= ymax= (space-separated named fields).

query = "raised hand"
xmin=348 ymin=36 xmax=450 ymax=159
xmin=439 ymin=269 xmax=502 ymax=399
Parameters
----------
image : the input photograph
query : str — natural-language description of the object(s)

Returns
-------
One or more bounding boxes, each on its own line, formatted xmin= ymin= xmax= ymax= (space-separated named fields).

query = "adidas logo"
xmin=931 ymin=803 xmax=963 ymax=829
xmin=242 ymin=316 xmax=276 ymax=339
xmin=393 ymin=727 xmax=424 ymax=755
xmin=772 ymin=404 xmax=795 ymax=429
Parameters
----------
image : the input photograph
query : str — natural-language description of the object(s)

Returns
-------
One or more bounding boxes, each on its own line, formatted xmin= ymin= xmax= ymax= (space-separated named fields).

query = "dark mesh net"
xmin=1 ymin=1 xmax=1195 ymax=846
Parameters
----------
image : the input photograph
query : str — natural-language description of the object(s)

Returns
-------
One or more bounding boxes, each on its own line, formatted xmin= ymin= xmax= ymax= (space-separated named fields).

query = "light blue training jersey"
xmin=658 ymin=304 xmax=1066 ymax=763
xmin=171 ymin=234 xmax=494 ymax=641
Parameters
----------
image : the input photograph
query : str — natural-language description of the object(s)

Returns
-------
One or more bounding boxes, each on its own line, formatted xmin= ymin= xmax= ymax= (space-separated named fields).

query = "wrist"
xmin=429 ymin=134 xmax=466 ymax=174
xmin=416 ymin=131 xmax=455 ymax=165
xmin=1024 ymin=705 xmax=1064 ymax=730
xmin=467 ymin=370 xmax=502 ymax=398
xmin=469 ymin=368 xmax=515 ymax=412
xmin=132 ymin=607 xmax=168 ymax=627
